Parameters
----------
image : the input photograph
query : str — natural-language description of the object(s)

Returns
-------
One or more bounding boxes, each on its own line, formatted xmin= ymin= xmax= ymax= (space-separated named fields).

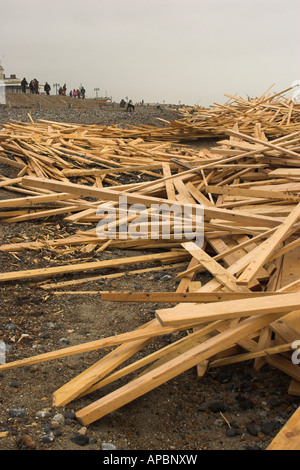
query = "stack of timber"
xmin=176 ymin=85 xmax=300 ymax=140
xmin=1 ymin=109 xmax=300 ymax=448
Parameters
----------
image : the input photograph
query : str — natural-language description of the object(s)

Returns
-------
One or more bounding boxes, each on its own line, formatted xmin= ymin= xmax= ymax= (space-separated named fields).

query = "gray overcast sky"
xmin=0 ymin=0 xmax=299 ymax=106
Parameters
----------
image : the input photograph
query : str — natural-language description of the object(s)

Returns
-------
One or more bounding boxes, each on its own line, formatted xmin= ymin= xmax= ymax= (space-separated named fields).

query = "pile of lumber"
xmin=176 ymin=85 xmax=300 ymax=140
xmin=0 ymin=116 xmax=206 ymax=181
xmin=1 ymin=104 xmax=300 ymax=448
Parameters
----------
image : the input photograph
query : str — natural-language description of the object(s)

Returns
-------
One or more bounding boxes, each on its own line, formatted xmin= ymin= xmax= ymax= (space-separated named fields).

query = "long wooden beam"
xmin=22 ymin=176 xmax=282 ymax=228
xmin=100 ymin=291 xmax=283 ymax=303
xmin=156 ymin=293 xmax=300 ymax=327
xmin=0 ymin=251 xmax=188 ymax=283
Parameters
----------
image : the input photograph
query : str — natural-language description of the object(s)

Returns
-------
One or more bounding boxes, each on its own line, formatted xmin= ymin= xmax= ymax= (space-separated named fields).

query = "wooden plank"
xmin=209 ymin=342 xmax=292 ymax=368
xmin=269 ymin=169 xmax=300 ymax=178
xmin=0 ymin=192 xmax=74 ymax=209
xmin=156 ymin=293 xmax=300 ymax=327
xmin=0 ymin=251 xmax=188 ymax=283
xmin=206 ymin=185 xmax=300 ymax=203
xmin=100 ymin=291 xmax=283 ymax=303
xmin=0 ymin=177 xmax=23 ymax=188
xmin=42 ymin=262 xmax=187 ymax=290
xmin=162 ymin=163 xmax=176 ymax=201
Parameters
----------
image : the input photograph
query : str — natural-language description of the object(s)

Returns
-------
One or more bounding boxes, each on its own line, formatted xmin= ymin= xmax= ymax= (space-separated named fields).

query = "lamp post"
xmin=53 ymin=83 xmax=60 ymax=95
xmin=94 ymin=87 xmax=100 ymax=99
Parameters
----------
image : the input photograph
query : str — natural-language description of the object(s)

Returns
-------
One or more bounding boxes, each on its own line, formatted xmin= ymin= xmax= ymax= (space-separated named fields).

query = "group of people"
xmin=21 ymin=77 xmax=50 ymax=95
xmin=120 ymin=98 xmax=135 ymax=112
xmin=21 ymin=77 xmax=40 ymax=94
xmin=58 ymin=84 xmax=67 ymax=96
xmin=20 ymin=78 xmax=86 ymax=98
xmin=69 ymin=87 xmax=86 ymax=99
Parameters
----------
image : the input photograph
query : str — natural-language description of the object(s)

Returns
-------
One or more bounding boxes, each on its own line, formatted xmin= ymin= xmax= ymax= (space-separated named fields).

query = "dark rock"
xmin=261 ymin=421 xmax=277 ymax=436
xmin=207 ymin=400 xmax=226 ymax=413
xmin=246 ymin=423 xmax=260 ymax=437
xmin=9 ymin=408 xmax=26 ymax=418
xmin=9 ymin=381 xmax=21 ymax=388
xmin=226 ymin=428 xmax=238 ymax=437
xmin=41 ymin=333 xmax=50 ymax=339
xmin=236 ymin=395 xmax=254 ymax=410
xmin=63 ymin=411 xmax=76 ymax=420
xmin=214 ymin=370 xmax=232 ymax=384
xmin=5 ymin=324 xmax=17 ymax=331
xmin=243 ymin=445 xmax=262 ymax=451
xmin=70 ymin=433 xmax=89 ymax=446
xmin=163 ymin=334 xmax=172 ymax=344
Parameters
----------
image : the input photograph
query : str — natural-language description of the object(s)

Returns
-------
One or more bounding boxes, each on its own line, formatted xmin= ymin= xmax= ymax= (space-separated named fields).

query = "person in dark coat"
xmin=21 ymin=78 xmax=28 ymax=93
xmin=33 ymin=78 xmax=39 ymax=94
xmin=127 ymin=100 xmax=135 ymax=112
xmin=44 ymin=82 xmax=51 ymax=95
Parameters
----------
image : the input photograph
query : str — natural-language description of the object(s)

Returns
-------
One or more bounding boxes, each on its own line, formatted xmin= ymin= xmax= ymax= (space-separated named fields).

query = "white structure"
xmin=0 ymin=65 xmax=22 ymax=93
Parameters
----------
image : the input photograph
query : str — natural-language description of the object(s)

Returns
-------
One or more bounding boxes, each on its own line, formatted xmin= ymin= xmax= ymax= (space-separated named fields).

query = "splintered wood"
xmin=1 ymin=87 xmax=300 ymax=448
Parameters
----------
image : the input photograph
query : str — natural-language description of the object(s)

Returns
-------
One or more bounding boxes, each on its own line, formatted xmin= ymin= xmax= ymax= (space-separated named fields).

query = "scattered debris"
xmin=1 ymin=88 xmax=300 ymax=450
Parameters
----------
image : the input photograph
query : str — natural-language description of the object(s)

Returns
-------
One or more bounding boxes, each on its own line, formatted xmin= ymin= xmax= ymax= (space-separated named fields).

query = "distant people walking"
xmin=120 ymin=99 xmax=126 ymax=108
xmin=72 ymin=89 xmax=77 ymax=98
xmin=21 ymin=78 xmax=28 ymax=93
xmin=77 ymin=89 xmax=81 ymax=98
xmin=127 ymin=100 xmax=135 ymax=112
xmin=80 ymin=86 xmax=86 ymax=99
xmin=63 ymin=84 xmax=67 ymax=95
xmin=44 ymin=82 xmax=51 ymax=95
